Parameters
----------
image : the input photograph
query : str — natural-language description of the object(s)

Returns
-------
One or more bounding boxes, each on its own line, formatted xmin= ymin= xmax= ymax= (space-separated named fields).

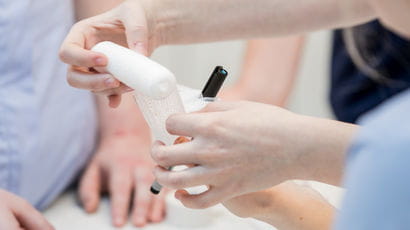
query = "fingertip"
xmin=175 ymin=189 xmax=189 ymax=200
xmin=153 ymin=140 xmax=165 ymax=146
xmin=149 ymin=214 xmax=163 ymax=223
xmin=108 ymin=94 xmax=121 ymax=108
xmin=113 ymin=216 xmax=126 ymax=227
xmin=81 ymin=194 xmax=99 ymax=213
xmin=149 ymin=200 xmax=166 ymax=223
xmin=94 ymin=56 xmax=108 ymax=66
xmin=133 ymin=217 xmax=147 ymax=228
xmin=104 ymin=77 xmax=121 ymax=88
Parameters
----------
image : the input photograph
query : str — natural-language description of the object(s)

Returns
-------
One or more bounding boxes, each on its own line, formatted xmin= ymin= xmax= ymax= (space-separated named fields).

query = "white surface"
xmin=92 ymin=41 xmax=176 ymax=99
xmin=43 ymin=191 xmax=273 ymax=230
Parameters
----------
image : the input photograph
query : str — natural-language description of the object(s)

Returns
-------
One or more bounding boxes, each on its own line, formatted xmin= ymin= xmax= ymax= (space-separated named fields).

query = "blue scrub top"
xmin=0 ymin=0 xmax=97 ymax=210
xmin=330 ymin=20 xmax=410 ymax=123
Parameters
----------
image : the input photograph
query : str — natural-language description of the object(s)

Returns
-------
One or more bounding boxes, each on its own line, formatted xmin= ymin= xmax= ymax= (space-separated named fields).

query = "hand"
xmin=151 ymin=101 xmax=355 ymax=209
xmin=0 ymin=189 xmax=54 ymax=230
xmin=78 ymin=135 xmax=166 ymax=227
xmin=151 ymin=101 xmax=306 ymax=209
xmin=59 ymin=0 xmax=157 ymax=107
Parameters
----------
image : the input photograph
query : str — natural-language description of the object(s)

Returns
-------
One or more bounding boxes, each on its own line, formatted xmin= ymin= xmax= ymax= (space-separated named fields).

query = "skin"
xmin=0 ymin=189 xmax=54 ymax=230
xmin=152 ymin=101 xmax=357 ymax=208
xmin=59 ymin=0 xmax=376 ymax=104
xmin=74 ymin=0 xmax=166 ymax=227
xmin=58 ymin=0 xmax=410 ymax=227
xmin=222 ymin=37 xmax=339 ymax=230
xmin=222 ymin=37 xmax=304 ymax=106
xmin=222 ymin=181 xmax=334 ymax=230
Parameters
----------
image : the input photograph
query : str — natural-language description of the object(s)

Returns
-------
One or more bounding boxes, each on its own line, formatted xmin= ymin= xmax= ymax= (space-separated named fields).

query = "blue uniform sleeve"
xmin=335 ymin=89 xmax=410 ymax=229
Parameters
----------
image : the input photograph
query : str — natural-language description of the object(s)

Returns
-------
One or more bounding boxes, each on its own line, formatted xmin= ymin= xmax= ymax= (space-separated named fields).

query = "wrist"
xmin=100 ymin=127 xmax=151 ymax=144
xmin=294 ymin=115 xmax=359 ymax=184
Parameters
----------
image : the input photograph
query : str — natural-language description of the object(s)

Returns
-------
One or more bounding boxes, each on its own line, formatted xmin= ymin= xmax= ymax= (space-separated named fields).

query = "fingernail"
xmin=104 ymin=78 xmax=117 ymax=87
xmin=114 ymin=216 xmax=124 ymax=226
xmin=95 ymin=57 xmax=106 ymax=66
xmin=134 ymin=217 xmax=146 ymax=227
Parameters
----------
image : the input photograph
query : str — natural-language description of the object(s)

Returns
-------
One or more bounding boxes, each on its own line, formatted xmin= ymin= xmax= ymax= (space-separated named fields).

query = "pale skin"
xmin=74 ymin=0 xmax=166 ymax=227
xmin=223 ymin=181 xmax=335 ymax=230
xmin=0 ymin=189 xmax=54 ymax=230
xmin=58 ymin=0 xmax=410 ymax=227
xmin=222 ymin=37 xmax=304 ymax=106
xmin=222 ymin=37 xmax=340 ymax=230
xmin=153 ymin=101 xmax=356 ymax=208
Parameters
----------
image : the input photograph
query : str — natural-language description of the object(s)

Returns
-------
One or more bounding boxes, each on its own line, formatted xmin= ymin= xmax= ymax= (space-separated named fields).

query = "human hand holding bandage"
xmin=151 ymin=101 xmax=315 ymax=209
xmin=59 ymin=1 xmax=156 ymax=107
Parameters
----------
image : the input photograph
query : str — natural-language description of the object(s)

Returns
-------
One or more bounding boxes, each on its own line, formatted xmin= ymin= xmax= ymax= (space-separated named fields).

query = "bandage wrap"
xmin=92 ymin=41 xmax=185 ymax=146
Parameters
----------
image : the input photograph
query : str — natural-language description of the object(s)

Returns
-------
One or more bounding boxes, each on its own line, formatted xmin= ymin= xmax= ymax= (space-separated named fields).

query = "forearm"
xmin=232 ymin=37 xmax=304 ymax=106
xmin=295 ymin=116 xmax=359 ymax=185
xmin=149 ymin=0 xmax=376 ymax=46
xmin=223 ymin=182 xmax=334 ymax=230
xmin=258 ymin=184 xmax=334 ymax=230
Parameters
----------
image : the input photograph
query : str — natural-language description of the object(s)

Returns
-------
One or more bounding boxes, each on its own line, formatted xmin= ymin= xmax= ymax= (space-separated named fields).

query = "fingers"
xmin=79 ymin=162 xmax=101 ymax=213
xmin=67 ymin=67 xmax=120 ymax=91
xmin=59 ymin=22 xmax=107 ymax=67
xmin=0 ymin=208 xmax=23 ymax=230
xmin=12 ymin=199 xmax=54 ymax=230
xmin=153 ymin=166 xmax=210 ymax=190
xmin=166 ymin=113 xmax=208 ymax=137
xmin=109 ymin=167 xmax=133 ymax=227
xmin=108 ymin=94 xmax=122 ymax=108
xmin=175 ymin=188 xmax=226 ymax=209
xmin=148 ymin=192 xmax=166 ymax=223
xmin=131 ymin=167 xmax=153 ymax=227
xmin=151 ymin=141 xmax=201 ymax=168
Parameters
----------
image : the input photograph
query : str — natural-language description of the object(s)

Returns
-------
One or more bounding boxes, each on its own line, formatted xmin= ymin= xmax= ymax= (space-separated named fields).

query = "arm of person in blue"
xmin=335 ymin=89 xmax=410 ymax=229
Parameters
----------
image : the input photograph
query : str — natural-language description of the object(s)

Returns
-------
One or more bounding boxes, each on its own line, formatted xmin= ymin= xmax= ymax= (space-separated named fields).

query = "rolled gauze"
xmin=92 ymin=41 xmax=176 ymax=99
xmin=92 ymin=41 xmax=186 ymax=193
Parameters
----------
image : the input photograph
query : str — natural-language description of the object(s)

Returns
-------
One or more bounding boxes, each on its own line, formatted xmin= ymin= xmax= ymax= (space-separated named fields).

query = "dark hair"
xmin=342 ymin=21 xmax=410 ymax=86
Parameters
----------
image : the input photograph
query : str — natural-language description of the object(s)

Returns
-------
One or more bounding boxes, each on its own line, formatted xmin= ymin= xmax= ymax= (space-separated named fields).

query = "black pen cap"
xmin=201 ymin=66 xmax=228 ymax=98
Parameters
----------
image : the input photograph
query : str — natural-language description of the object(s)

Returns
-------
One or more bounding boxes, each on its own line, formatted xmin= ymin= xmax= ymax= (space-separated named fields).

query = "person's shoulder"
xmin=359 ymin=89 xmax=410 ymax=127
xmin=347 ymin=90 xmax=410 ymax=163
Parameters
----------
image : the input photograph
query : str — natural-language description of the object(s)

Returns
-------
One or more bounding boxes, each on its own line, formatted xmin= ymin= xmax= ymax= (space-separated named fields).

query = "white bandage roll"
xmin=92 ymin=41 xmax=176 ymax=99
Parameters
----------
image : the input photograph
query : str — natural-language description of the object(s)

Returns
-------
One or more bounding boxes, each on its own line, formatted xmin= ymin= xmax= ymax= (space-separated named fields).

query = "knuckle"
xmin=199 ymin=118 xmax=222 ymax=136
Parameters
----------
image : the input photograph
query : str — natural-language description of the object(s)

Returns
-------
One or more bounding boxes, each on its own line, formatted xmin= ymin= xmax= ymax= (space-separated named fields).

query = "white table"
xmin=43 ymin=191 xmax=273 ymax=230
xmin=43 ymin=181 xmax=343 ymax=230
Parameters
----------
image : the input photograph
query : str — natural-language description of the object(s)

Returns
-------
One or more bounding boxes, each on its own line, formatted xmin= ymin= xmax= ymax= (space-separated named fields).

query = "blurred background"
xmin=151 ymin=31 xmax=333 ymax=119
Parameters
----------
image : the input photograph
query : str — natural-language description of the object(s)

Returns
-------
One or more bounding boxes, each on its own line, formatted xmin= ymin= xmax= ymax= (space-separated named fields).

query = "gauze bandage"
xmin=92 ymin=42 xmax=185 ymax=193
xmin=92 ymin=41 xmax=185 ymax=146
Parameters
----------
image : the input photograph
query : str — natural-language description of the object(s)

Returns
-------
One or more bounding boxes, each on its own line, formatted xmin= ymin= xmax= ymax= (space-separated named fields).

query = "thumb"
xmin=119 ymin=1 xmax=149 ymax=56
